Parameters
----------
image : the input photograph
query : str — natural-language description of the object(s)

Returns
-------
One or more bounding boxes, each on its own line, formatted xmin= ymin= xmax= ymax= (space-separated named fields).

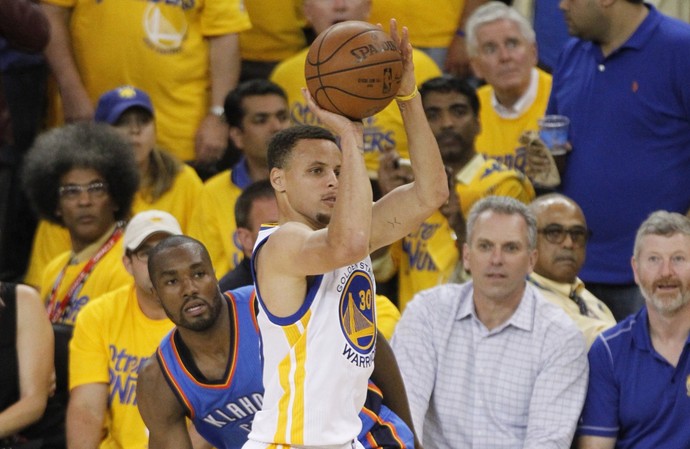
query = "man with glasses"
xmin=392 ymin=195 xmax=587 ymax=448
xmin=528 ymin=194 xmax=616 ymax=348
xmin=66 ymin=210 xmax=182 ymax=449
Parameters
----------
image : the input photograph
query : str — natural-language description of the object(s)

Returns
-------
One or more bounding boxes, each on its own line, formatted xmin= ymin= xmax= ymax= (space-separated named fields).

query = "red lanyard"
xmin=46 ymin=226 xmax=124 ymax=323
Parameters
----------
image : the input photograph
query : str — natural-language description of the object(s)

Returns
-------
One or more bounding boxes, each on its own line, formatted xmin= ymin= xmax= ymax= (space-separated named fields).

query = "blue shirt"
xmin=547 ymin=5 xmax=690 ymax=284
xmin=577 ymin=307 xmax=690 ymax=449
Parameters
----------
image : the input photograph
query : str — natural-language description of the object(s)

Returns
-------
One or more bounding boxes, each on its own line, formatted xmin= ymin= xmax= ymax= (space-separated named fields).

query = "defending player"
xmin=137 ymin=236 xmax=415 ymax=449
xmin=246 ymin=20 xmax=448 ymax=448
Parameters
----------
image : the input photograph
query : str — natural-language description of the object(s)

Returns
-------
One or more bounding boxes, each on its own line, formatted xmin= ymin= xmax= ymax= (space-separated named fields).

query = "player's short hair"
xmin=633 ymin=211 xmax=690 ymax=259
xmin=466 ymin=1 xmax=535 ymax=58
xmin=148 ymin=235 xmax=212 ymax=285
xmin=235 ymin=180 xmax=276 ymax=230
xmin=224 ymin=79 xmax=288 ymax=128
xmin=22 ymin=122 xmax=139 ymax=225
xmin=466 ymin=195 xmax=537 ymax=250
xmin=420 ymin=75 xmax=480 ymax=116
xmin=267 ymin=125 xmax=337 ymax=170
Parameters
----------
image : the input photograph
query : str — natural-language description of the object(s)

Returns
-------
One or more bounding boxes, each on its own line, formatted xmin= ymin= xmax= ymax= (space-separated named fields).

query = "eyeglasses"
xmin=538 ymin=224 xmax=592 ymax=246
xmin=58 ymin=182 xmax=109 ymax=201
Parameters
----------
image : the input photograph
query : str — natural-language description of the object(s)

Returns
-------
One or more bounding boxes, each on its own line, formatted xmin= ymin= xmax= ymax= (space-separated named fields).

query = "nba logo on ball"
xmin=305 ymin=20 xmax=403 ymax=120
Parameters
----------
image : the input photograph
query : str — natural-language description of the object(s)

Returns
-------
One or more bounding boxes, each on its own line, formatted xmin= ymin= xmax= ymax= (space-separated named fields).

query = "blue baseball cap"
xmin=94 ymin=86 xmax=154 ymax=124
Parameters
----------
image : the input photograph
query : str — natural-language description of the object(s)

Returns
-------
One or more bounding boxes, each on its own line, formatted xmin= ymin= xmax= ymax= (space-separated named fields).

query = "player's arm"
xmin=194 ymin=33 xmax=239 ymax=164
xmin=137 ymin=358 xmax=194 ymax=449
xmin=66 ymin=384 xmax=108 ymax=449
xmin=370 ymin=21 xmax=448 ymax=252
xmin=256 ymin=91 xmax=372 ymax=315
xmin=578 ymin=436 xmax=616 ymax=449
xmin=370 ymin=331 xmax=422 ymax=448
xmin=0 ymin=286 xmax=53 ymax=438
xmin=40 ymin=3 xmax=94 ymax=122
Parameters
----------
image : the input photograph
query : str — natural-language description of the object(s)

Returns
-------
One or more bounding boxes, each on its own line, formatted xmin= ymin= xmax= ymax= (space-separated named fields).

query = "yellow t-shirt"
xmin=24 ymin=164 xmax=202 ymax=287
xmin=368 ymin=0 xmax=463 ymax=49
xmin=270 ymin=47 xmax=442 ymax=175
xmin=374 ymin=294 xmax=400 ymax=340
xmin=240 ymin=0 xmax=306 ymax=62
xmin=475 ymin=69 xmax=552 ymax=172
xmin=187 ymin=169 xmax=244 ymax=277
xmin=394 ymin=155 xmax=535 ymax=310
xmin=43 ymin=0 xmax=251 ymax=161
xmin=70 ymin=284 xmax=174 ymax=449
xmin=528 ymin=273 xmax=616 ymax=349
xmin=39 ymin=230 xmax=132 ymax=325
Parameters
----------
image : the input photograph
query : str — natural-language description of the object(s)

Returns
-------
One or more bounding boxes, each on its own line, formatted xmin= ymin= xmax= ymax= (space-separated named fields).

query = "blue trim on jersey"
xmin=230 ymin=158 xmax=253 ymax=189
xmin=251 ymin=226 xmax=323 ymax=326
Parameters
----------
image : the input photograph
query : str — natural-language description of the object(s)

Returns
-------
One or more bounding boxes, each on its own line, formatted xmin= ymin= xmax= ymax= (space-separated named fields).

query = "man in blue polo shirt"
xmin=577 ymin=210 xmax=690 ymax=449
xmin=547 ymin=0 xmax=690 ymax=321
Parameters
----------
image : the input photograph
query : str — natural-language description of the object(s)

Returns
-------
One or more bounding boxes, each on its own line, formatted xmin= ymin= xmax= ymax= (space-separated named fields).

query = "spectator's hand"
xmin=521 ymin=130 xmax=562 ymax=188
xmin=195 ymin=114 xmax=229 ymax=164
xmin=61 ymin=86 xmax=94 ymax=123
xmin=445 ymin=34 xmax=473 ymax=78
xmin=377 ymin=146 xmax=413 ymax=196
xmin=440 ymin=167 xmax=466 ymax=247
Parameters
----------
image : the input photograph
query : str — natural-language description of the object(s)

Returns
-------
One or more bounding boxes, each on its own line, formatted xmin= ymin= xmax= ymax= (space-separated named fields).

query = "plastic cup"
xmin=538 ymin=115 xmax=570 ymax=156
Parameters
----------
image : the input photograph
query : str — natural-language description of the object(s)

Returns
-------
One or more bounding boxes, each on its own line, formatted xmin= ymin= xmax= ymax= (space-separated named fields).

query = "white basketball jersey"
xmin=247 ymin=225 xmax=377 ymax=447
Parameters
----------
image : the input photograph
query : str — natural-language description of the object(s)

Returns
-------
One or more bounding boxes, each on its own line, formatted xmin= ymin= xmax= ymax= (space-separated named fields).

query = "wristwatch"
xmin=209 ymin=105 xmax=224 ymax=118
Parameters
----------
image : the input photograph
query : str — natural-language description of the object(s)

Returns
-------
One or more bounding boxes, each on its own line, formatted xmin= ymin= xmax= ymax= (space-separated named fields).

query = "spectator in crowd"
xmin=0 ymin=0 xmax=50 ymax=282
xmin=528 ymin=193 xmax=616 ymax=347
xmin=548 ymin=0 xmax=690 ymax=320
xmin=392 ymin=195 xmax=587 ymax=448
xmin=466 ymin=1 xmax=551 ymax=172
xmin=577 ymin=210 xmax=690 ymax=449
xmin=40 ymin=0 xmax=250 ymax=165
xmin=66 ymin=210 xmax=182 ymax=449
xmin=24 ymin=86 xmax=203 ymax=287
xmin=218 ymin=180 xmax=278 ymax=292
xmin=368 ymin=0 xmax=489 ymax=75
xmin=377 ymin=75 xmax=534 ymax=310
xmin=239 ymin=0 xmax=307 ymax=81
xmin=22 ymin=122 xmax=139 ymax=325
xmin=0 ymin=282 xmax=55 ymax=447
xmin=270 ymin=0 xmax=442 ymax=180
xmin=189 ymin=79 xmax=290 ymax=277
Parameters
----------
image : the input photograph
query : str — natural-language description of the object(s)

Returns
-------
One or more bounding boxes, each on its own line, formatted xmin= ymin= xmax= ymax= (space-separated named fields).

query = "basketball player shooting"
xmin=244 ymin=20 xmax=448 ymax=449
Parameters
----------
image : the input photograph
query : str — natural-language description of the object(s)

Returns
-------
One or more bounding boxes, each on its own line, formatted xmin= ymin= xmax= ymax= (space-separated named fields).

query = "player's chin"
xmin=315 ymin=212 xmax=332 ymax=226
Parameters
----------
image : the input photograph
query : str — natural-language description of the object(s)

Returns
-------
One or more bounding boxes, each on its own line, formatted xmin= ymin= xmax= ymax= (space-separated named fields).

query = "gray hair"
xmin=466 ymin=195 xmax=537 ymax=249
xmin=633 ymin=210 xmax=690 ymax=259
xmin=465 ymin=1 xmax=536 ymax=57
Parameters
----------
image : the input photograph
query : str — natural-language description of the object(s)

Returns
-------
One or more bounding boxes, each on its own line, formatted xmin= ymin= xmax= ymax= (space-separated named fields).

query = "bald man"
xmin=528 ymin=194 xmax=616 ymax=347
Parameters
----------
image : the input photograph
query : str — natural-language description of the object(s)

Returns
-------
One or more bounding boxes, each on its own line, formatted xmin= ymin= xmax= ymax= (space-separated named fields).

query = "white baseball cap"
xmin=123 ymin=210 xmax=183 ymax=252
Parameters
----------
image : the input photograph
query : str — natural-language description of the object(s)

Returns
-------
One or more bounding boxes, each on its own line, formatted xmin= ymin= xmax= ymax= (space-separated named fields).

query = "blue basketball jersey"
xmin=156 ymin=286 xmax=263 ymax=449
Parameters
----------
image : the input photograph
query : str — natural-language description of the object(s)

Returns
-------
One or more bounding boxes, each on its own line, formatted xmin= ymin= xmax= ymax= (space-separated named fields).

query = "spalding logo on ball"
xmin=305 ymin=21 xmax=403 ymax=120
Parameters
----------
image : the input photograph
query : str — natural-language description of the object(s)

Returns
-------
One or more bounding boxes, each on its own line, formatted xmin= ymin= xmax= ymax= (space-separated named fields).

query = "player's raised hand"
xmin=301 ymin=87 xmax=363 ymax=140
xmin=389 ymin=19 xmax=415 ymax=99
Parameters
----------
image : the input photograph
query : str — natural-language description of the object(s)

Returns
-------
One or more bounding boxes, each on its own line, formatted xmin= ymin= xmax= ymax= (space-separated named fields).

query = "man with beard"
xmin=377 ymin=75 xmax=535 ymax=310
xmin=527 ymin=194 xmax=616 ymax=348
xmin=577 ymin=210 xmax=690 ymax=449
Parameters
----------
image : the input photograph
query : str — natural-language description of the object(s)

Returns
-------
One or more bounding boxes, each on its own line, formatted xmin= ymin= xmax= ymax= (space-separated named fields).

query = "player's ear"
xmin=270 ymin=167 xmax=285 ymax=193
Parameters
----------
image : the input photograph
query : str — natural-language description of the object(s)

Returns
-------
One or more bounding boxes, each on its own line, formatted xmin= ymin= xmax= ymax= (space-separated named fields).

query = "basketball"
xmin=305 ymin=21 xmax=403 ymax=120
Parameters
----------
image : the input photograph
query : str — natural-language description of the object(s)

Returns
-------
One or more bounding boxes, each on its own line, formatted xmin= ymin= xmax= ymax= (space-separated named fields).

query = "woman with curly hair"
xmin=24 ymin=86 xmax=203 ymax=287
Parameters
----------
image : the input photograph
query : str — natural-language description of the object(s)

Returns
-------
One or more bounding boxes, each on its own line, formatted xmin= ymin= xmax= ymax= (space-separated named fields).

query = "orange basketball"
xmin=305 ymin=21 xmax=403 ymax=120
